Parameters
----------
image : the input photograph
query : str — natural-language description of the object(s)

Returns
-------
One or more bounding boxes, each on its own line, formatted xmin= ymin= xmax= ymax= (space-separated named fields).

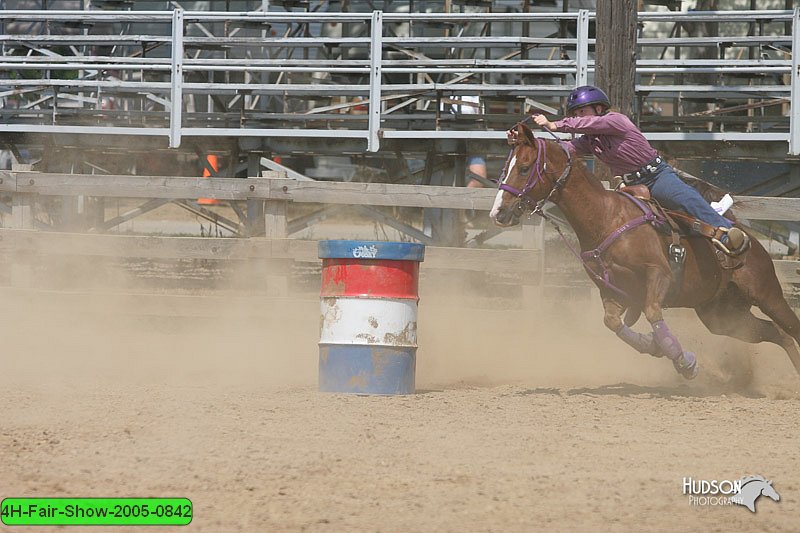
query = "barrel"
xmin=318 ymin=240 xmax=425 ymax=395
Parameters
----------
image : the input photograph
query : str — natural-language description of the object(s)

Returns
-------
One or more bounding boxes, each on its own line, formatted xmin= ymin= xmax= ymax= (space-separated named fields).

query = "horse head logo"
xmin=731 ymin=475 xmax=780 ymax=513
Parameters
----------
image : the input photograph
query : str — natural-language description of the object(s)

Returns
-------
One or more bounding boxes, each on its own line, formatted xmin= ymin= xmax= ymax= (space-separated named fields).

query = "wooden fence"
xmin=0 ymin=169 xmax=798 ymax=297
xmin=0 ymin=170 xmax=544 ymax=297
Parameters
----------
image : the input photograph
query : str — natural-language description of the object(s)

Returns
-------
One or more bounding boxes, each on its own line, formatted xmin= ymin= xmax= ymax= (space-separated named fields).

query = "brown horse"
xmin=491 ymin=123 xmax=800 ymax=380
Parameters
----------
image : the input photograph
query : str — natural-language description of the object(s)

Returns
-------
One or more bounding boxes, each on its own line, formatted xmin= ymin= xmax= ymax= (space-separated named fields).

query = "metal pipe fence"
xmin=0 ymin=8 xmax=797 ymax=153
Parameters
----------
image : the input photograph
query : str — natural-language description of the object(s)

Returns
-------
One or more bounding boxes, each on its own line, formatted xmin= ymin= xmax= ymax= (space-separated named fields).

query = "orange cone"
xmin=198 ymin=154 xmax=220 ymax=205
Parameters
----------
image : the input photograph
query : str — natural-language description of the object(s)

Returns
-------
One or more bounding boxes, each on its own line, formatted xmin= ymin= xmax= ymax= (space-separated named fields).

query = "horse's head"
xmin=761 ymin=480 xmax=780 ymax=502
xmin=490 ymin=122 xmax=566 ymax=227
xmin=738 ymin=476 xmax=781 ymax=509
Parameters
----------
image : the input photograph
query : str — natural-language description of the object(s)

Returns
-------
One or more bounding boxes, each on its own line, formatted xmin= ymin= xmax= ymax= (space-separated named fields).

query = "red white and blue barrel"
xmin=318 ymin=240 xmax=425 ymax=395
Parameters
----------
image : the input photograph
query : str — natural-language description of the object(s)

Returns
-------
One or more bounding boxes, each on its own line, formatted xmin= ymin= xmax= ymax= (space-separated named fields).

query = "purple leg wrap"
xmin=652 ymin=320 xmax=698 ymax=379
xmin=651 ymin=320 xmax=683 ymax=361
xmin=616 ymin=325 xmax=660 ymax=356
xmin=675 ymin=351 xmax=698 ymax=379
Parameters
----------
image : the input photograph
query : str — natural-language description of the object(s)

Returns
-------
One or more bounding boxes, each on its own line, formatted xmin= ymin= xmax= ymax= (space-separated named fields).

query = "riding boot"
xmin=616 ymin=325 xmax=660 ymax=357
xmin=717 ymin=227 xmax=750 ymax=256
xmin=652 ymin=320 xmax=698 ymax=379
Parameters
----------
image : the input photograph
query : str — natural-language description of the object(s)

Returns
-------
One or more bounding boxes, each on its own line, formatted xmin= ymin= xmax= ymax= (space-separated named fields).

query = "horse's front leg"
xmin=643 ymin=267 xmax=698 ymax=379
xmin=602 ymin=297 xmax=659 ymax=356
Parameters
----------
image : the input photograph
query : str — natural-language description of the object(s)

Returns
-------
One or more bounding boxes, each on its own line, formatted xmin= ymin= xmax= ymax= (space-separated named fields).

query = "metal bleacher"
xmin=1 ymin=1 xmax=797 ymax=162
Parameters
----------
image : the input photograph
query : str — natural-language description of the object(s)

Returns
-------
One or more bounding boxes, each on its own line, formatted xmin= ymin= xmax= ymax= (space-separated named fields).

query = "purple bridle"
xmin=497 ymin=136 xmax=573 ymax=216
xmin=498 ymin=137 xmax=547 ymax=199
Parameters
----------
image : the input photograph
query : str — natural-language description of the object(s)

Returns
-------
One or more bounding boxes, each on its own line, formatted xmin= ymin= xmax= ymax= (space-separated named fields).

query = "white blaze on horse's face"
xmin=490 ymin=155 xmax=517 ymax=220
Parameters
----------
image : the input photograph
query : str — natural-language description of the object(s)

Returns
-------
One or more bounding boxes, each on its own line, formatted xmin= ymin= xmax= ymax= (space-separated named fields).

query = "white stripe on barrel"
xmin=320 ymin=298 xmax=417 ymax=347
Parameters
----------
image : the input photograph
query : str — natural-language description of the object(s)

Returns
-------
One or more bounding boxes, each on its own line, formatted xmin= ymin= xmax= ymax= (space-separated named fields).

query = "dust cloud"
xmin=1 ymin=247 xmax=797 ymax=398
xmin=2 ymin=242 xmax=800 ymax=533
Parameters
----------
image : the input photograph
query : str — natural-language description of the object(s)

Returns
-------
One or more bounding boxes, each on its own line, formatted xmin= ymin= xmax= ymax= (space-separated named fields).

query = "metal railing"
xmin=1 ymin=8 xmax=798 ymax=153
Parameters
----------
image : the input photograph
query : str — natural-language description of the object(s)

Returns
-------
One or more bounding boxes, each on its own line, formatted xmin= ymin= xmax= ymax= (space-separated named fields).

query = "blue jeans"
xmin=467 ymin=155 xmax=486 ymax=167
xmin=642 ymin=163 xmax=732 ymax=230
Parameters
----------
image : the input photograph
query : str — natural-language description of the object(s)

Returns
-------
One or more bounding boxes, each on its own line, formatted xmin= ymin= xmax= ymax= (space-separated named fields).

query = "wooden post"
xmin=264 ymin=171 xmax=289 ymax=296
xmin=246 ymin=151 xmax=265 ymax=237
xmin=264 ymin=198 xmax=288 ymax=239
xmin=595 ymin=0 xmax=637 ymax=118
xmin=9 ymin=173 xmax=36 ymax=287
xmin=594 ymin=0 xmax=637 ymax=180
xmin=521 ymin=216 xmax=545 ymax=308
xmin=11 ymin=194 xmax=34 ymax=230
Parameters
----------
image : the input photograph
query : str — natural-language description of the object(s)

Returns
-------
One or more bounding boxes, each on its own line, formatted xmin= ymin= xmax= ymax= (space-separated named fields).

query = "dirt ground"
xmin=2 ymin=259 xmax=800 ymax=532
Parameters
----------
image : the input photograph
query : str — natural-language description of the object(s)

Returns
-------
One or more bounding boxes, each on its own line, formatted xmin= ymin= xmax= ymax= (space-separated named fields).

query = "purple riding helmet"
xmin=566 ymin=85 xmax=611 ymax=115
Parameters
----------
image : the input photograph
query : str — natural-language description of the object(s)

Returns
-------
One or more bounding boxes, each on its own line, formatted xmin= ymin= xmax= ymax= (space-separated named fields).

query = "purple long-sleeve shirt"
xmin=552 ymin=112 xmax=659 ymax=176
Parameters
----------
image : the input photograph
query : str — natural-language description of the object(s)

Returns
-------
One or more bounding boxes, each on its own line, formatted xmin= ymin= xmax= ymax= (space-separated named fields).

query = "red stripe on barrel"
xmin=321 ymin=259 xmax=419 ymax=299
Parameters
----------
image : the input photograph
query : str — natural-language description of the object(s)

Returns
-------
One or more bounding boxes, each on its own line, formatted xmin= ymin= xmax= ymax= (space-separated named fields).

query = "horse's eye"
xmin=518 ymin=166 xmax=530 ymax=174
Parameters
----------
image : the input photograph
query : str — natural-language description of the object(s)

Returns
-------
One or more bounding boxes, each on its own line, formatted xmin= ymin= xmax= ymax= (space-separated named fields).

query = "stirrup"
xmin=712 ymin=227 xmax=750 ymax=256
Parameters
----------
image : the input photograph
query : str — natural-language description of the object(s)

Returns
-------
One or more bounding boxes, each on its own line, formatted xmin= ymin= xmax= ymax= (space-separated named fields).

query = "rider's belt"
xmin=621 ymin=156 xmax=664 ymax=185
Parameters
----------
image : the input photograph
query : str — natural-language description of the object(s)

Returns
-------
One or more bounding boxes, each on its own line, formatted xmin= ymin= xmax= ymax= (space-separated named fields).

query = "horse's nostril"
xmin=494 ymin=208 xmax=519 ymax=227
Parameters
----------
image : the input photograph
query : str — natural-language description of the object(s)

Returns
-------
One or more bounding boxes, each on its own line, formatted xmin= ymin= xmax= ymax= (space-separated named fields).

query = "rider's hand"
xmin=533 ymin=114 xmax=556 ymax=131
xmin=506 ymin=129 xmax=518 ymax=146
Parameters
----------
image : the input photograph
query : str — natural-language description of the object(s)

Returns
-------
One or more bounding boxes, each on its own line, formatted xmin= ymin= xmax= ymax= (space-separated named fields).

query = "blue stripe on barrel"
xmin=319 ymin=345 xmax=416 ymax=395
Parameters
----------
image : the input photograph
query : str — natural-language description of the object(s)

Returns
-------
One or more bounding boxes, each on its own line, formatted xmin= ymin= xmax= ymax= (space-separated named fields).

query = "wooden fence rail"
xmin=1 ymin=170 xmax=800 ymax=217
xmin=0 ymin=171 xmax=798 ymax=289
xmin=0 ymin=230 xmax=542 ymax=274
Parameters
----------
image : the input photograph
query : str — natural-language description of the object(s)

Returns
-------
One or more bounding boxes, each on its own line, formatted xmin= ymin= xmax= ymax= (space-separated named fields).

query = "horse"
xmin=731 ymin=476 xmax=780 ymax=512
xmin=490 ymin=122 xmax=800 ymax=380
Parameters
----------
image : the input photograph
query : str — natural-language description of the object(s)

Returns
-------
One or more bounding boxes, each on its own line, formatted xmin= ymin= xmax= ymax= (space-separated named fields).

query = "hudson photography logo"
xmin=683 ymin=475 xmax=781 ymax=512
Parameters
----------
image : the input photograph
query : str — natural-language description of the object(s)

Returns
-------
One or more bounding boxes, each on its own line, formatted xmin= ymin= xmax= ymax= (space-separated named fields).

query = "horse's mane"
xmin=740 ymin=475 xmax=769 ymax=486
xmin=536 ymin=137 xmax=605 ymax=192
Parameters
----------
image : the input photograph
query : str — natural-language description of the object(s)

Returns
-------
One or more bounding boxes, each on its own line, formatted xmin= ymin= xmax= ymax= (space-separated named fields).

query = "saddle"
xmin=618 ymin=185 xmax=748 ymax=305
xmin=619 ymin=184 xmax=750 ymax=257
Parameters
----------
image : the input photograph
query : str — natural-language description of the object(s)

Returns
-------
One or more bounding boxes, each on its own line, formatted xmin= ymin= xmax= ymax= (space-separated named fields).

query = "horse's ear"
xmin=515 ymin=123 xmax=536 ymax=146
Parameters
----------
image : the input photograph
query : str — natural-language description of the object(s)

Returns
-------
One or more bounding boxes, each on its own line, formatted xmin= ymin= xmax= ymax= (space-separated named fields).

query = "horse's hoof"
xmin=673 ymin=351 xmax=698 ymax=380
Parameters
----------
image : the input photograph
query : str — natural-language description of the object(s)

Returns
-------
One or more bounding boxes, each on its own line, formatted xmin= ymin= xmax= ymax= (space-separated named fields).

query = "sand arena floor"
xmin=2 ymin=269 xmax=799 ymax=532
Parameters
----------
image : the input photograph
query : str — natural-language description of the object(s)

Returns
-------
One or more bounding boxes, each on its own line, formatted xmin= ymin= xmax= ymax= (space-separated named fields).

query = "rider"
xmin=517 ymin=85 xmax=746 ymax=255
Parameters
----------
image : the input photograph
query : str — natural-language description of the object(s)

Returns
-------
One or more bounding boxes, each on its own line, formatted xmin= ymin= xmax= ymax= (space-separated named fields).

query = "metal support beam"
xmin=367 ymin=10 xmax=383 ymax=152
xmin=170 ymin=8 xmax=184 ymax=148
xmin=575 ymin=9 xmax=590 ymax=86
xmin=790 ymin=7 xmax=800 ymax=155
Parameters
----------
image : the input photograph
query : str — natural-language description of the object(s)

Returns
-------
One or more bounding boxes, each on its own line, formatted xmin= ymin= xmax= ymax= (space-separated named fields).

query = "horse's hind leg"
xmin=750 ymin=289 xmax=800 ymax=375
xmin=697 ymin=293 xmax=800 ymax=376
xmin=728 ymin=245 xmax=800 ymax=375
xmin=602 ymin=297 xmax=659 ymax=356
xmin=695 ymin=291 xmax=799 ymax=378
